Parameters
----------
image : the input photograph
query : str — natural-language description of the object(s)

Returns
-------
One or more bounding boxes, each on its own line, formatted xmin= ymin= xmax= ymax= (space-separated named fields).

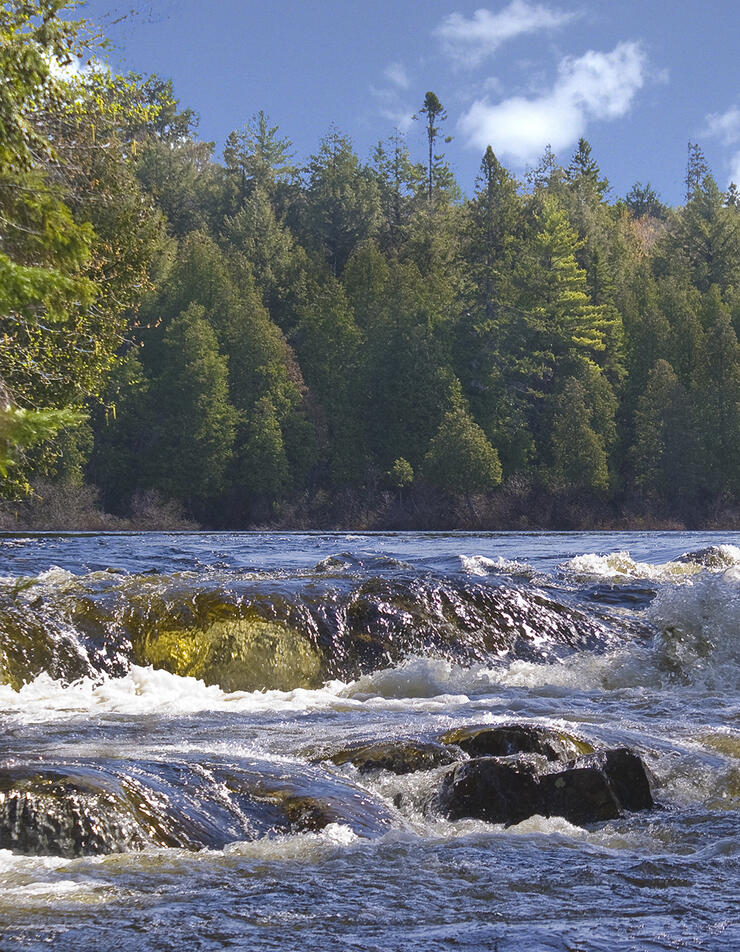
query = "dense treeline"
xmin=2 ymin=3 xmax=739 ymax=528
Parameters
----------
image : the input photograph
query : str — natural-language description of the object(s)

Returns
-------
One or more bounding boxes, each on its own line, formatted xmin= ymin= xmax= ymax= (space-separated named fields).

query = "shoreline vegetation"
xmin=1 ymin=480 xmax=737 ymax=532
xmin=1 ymin=3 xmax=738 ymax=533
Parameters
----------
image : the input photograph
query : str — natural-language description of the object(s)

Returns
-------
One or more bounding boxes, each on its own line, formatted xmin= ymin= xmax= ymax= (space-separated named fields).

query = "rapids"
xmin=0 ymin=531 xmax=737 ymax=951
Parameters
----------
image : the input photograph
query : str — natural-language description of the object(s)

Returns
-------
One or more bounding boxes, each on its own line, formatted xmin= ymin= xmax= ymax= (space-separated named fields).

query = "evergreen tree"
xmin=144 ymin=304 xmax=237 ymax=509
xmin=292 ymin=278 xmax=365 ymax=484
xmin=304 ymin=128 xmax=382 ymax=275
xmin=223 ymin=111 xmax=297 ymax=197
xmin=422 ymin=397 xmax=502 ymax=509
xmin=632 ymin=360 xmax=699 ymax=503
xmin=223 ymin=185 xmax=308 ymax=329
xmin=566 ymin=138 xmax=609 ymax=200
xmin=414 ymin=92 xmax=459 ymax=208
xmin=516 ymin=193 xmax=621 ymax=411
xmin=342 ymin=240 xmax=390 ymax=330
xmin=241 ymin=395 xmax=290 ymax=502
xmin=670 ymin=172 xmax=740 ymax=293
xmin=693 ymin=308 xmax=740 ymax=498
xmin=456 ymin=147 xmax=532 ymax=473
xmin=550 ymin=378 xmax=609 ymax=493
xmin=625 ymin=182 xmax=667 ymax=220
xmin=372 ymin=132 xmax=424 ymax=250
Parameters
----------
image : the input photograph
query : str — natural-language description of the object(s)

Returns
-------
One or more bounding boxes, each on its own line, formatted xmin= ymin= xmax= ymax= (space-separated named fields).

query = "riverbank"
xmin=2 ymin=479 xmax=739 ymax=532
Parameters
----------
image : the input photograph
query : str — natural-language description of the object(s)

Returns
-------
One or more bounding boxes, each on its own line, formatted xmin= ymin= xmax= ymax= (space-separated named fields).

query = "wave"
xmin=459 ymin=555 xmax=537 ymax=579
xmin=561 ymin=545 xmax=740 ymax=583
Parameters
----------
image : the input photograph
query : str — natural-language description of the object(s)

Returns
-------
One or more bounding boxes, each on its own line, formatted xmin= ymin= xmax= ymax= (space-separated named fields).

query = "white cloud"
xmin=436 ymin=1 xmax=575 ymax=66
xmin=704 ymin=104 xmax=740 ymax=144
xmin=384 ymin=62 xmax=410 ymax=90
xmin=369 ymin=83 xmax=415 ymax=132
xmin=704 ymin=101 xmax=740 ymax=187
xmin=459 ymin=41 xmax=647 ymax=165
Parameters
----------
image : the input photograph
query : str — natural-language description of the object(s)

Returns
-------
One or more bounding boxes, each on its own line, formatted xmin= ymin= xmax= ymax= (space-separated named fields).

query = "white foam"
xmin=459 ymin=555 xmax=534 ymax=577
xmin=0 ymin=667 xmax=356 ymax=722
xmin=647 ymin=566 xmax=740 ymax=688
xmin=223 ymin=822 xmax=358 ymax=860
xmin=562 ymin=551 xmax=702 ymax=582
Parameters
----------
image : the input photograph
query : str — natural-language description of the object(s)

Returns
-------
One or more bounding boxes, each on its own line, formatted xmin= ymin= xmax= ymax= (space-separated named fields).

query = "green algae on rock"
xmin=137 ymin=615 xmax=324 ymax=692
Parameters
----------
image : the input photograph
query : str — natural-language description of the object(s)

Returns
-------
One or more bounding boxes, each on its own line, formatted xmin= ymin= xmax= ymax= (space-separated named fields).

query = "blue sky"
xmin=80 ymin=0 xmax=740 ymax=204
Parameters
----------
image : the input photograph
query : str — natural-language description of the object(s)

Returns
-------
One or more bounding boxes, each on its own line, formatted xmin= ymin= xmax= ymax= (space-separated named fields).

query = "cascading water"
xmin=0 ymin=531 xmax=737 ymax=951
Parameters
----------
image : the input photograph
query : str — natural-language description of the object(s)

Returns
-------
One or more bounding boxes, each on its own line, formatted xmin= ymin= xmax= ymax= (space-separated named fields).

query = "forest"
xmin=1 ymin=0 xmax=739 ymax=529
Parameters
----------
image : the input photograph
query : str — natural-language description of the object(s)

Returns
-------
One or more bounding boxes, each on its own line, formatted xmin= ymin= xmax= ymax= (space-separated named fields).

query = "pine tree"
xmin=423 ymin=399 xmax=502 ymax=511
xmin=372 ymin=132 xmax=424 ymax=250
xmin=632 ymin=359 xmax=699 ymax=502
xmin=566 ymin=138 xmax=609 ymax=200
xmin=670 ymin=172 xmax=740 ymax=293
xmin=223 ymin=111 xmax=297 ymax=197
xmin=550 ymin=378 xmax=609 ymax=493
xmin=517 ymin=194 xmax=620 ymax=398
xmin=144 ymin=304 xmax=237 ymax=508
xmin=413 ymin=92 xmax=459 ymax=209
xmin=304 ymin=128 xmax=382 ymax=275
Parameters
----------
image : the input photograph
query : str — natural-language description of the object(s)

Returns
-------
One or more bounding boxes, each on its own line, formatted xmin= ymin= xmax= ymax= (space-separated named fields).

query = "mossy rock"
xmin=329 ymin=740 xmax=462 ymax=775
xmin=138 ymin=615 xmax=324 ymax=692
xmin=439 ymin=723 xmax=594 ymax=762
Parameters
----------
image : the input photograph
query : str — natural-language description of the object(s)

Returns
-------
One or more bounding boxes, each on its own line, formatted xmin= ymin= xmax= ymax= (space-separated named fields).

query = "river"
xmin=0 ymin=531 xmax=737 ymax=951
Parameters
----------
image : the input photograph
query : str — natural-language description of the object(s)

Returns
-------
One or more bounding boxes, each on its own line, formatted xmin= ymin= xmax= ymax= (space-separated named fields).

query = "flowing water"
xmin=0 ymin=531 xmax=737 ymax=951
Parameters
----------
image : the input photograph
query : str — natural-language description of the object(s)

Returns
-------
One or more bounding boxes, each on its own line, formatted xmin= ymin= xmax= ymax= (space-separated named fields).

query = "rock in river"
xmin=436 ymin=747 xmax=653 ymax=826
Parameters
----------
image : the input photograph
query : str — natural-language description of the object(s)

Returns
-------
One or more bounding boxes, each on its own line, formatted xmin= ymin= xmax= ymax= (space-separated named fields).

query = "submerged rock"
xmin=436 ymin=747 xmax=653 ymax=826
xmin=0 ymin=566 xmax=615 ymax=691
xmin=328 ymin=740 xmax=462 ymax=775
xmin=138 ymin=615 xmax=324 ymax=692
xmin=438 ymin=723 xmax=594 ymax=762
xmin=0 ymin=757 xmax=398 ymax=857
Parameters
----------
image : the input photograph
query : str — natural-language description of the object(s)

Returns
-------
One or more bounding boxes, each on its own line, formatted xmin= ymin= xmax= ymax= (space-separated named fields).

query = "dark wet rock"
xmin=436 ymin=747 xmax=653 ymax=826
xmin=1 ymin=568 xmax=615 ymax=690
xmin=0 ymin=757 xmax=399 ymax=857
xmin=436 ymin=756 xmax=544 ymax=824
xmin=582 ymin=748 xmax=654 ymax=812
xmin=328 ymin=740 xmax=462 ymax=775
xmin=438 ymin=723 xmax=594 ymax=762
xmin=536 ymin=763 xmax=622 ymax=824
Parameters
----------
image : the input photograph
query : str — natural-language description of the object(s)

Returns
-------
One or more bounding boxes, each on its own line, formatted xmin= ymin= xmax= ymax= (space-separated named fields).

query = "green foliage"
xmin=224 ymin=111 xmax=297 ymax=196
xmin=5 ymin=4 xmax=739 ymax=525
xmin=414 ymin=91 xmax=459 ymax=208
xmin=550 ymin=378 xmax=609 ymax=493
xmin=388 ymin=457 xmax=414 ymax=490
xmin=423 ymin=403 xmax=502 ymax=496
xmin=144 ymin=304 xmax=237 ymax=506
xmin=0 ymin=406 xmax=83 ymax=481
xmin=372 ymin=132 xmax=424 ymax=250
xmin=304 ymin=128 xmax=382 ymax=275
xmin=632 ymin=360 xmax=698 ymax=501
xmin=625 ymin=182 xmax=666 ymax=220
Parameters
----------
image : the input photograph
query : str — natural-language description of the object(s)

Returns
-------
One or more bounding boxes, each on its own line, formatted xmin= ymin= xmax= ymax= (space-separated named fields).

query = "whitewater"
xmin=0 ymin=531 xmax=737 ymax=951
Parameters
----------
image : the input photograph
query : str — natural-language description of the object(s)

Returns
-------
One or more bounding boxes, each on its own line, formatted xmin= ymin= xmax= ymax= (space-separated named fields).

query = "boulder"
xmin=436 ymin=746 xmax=653 ymax=826
xmin=436 ymin=756 xmax=544 ymax=824
xmin=0 ymin=757 xmax=399 ymax=857
xmin=438 ymin=723 xmax=594 ymax=762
